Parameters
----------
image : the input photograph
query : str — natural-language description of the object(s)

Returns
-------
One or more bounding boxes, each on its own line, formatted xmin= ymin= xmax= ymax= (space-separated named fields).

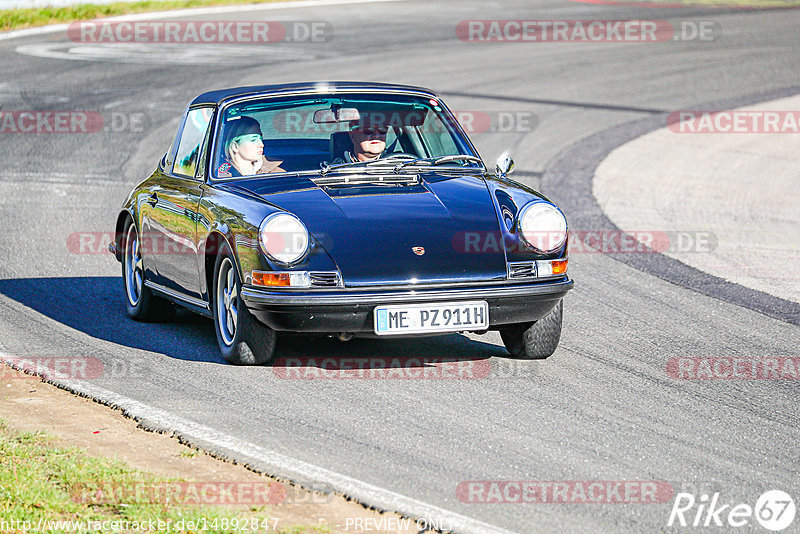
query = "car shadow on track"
xmin=0 ymin=277 xmax=509 ymax=367
xmin=0 ymin=276 xmax=223 ymax=364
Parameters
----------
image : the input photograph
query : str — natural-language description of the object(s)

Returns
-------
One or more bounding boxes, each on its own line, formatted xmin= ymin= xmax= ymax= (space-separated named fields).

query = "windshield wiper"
xmin=319 ymin=154 xmax=484 ymax=176
xmin=319 ymin=160 xmax=370 ymax=176
xmin=319 ymin=154 xmax=418 ymax=175
xmin=392 ymin=154 xmax=484 ymax=173
xmin=346 ymin=154 xmax=418 ymax=170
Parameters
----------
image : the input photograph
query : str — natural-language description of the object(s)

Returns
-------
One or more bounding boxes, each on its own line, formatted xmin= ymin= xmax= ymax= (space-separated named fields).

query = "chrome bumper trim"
xmin=145 ymin=280 xmax=210 ymax=310
xmin=241 ymin=279 xmax=572 ymax=307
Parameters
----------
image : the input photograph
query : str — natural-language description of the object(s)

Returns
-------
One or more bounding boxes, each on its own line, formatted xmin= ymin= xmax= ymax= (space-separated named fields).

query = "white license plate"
xmin=373 ymin=301 xmax=489 ymax=335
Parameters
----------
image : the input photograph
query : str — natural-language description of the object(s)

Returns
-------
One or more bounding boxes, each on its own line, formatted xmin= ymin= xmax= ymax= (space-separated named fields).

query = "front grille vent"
xmin=507 ymin=262 xmax=537 ymax=279
xmin=309 ymin=271 xmax=342 ymax=287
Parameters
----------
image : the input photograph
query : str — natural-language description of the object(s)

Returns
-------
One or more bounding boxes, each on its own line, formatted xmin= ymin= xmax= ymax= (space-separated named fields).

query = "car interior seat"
xmin=329 ymin=131 xmax=353 ymax=162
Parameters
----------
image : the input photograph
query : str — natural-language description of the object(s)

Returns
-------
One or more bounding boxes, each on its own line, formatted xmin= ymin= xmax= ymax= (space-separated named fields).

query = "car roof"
xmin=191 ymin=81 xmax=440 ymax=107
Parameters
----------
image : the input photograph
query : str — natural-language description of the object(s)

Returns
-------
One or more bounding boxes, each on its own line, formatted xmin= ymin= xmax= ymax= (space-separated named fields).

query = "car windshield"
xmin=212 ymin=93 xmax=481 ymax=178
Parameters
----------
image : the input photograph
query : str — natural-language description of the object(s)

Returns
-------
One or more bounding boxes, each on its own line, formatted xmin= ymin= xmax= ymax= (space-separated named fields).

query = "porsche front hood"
xmin=241 ymin=174 xmax=508 ymax=286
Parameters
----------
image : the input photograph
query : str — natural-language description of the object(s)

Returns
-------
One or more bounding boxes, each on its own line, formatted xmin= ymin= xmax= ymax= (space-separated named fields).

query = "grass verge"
xmin=0 ymin=418 xmax=327 ymax=533
xmin=661 ymin=0 xmax=800 ymax=5
xmin=582 ymin=0 xmax=800 ymax=7
xmin=0 ymin=0 xmax=286 ymax=33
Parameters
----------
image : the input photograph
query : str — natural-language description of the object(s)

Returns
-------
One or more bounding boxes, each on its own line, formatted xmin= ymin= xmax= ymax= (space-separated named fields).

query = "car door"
xmin=147 ymin=106 xmax=213 ymax=301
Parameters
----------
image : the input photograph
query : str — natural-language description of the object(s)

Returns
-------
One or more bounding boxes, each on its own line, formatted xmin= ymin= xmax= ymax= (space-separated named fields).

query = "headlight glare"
xmin=259 ymin=213 xmax=309 ymax=265
xmin=518 ymin=202 xmax=567 ymax=253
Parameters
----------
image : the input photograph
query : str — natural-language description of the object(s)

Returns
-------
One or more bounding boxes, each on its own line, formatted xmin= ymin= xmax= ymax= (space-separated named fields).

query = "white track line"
xmin=0 ymin=354 xmax=517 ymax=534
xmin=0 ymin=0 xmax=401 ymax=42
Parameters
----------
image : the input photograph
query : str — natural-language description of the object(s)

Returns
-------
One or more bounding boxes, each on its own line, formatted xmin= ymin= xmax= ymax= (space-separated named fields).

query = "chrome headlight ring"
xmin=517 ymin=201 xmax=568 ymax=253
xmin=258 ymin=212 xmax=310 ymax=265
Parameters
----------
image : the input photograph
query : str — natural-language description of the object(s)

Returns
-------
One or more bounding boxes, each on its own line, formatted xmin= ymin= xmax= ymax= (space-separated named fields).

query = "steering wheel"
xmin=382 ymin=152 xmax=417 ymax=160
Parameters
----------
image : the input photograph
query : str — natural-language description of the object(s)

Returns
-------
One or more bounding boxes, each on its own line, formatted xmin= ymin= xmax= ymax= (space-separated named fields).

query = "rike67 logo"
xmin=668 ymin=490 xmax=796 ymax=531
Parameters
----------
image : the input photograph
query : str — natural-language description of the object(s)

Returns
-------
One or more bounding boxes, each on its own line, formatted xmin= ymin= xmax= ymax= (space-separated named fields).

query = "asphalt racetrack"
xmin=1 ymin=1 xmax=799 ymax=532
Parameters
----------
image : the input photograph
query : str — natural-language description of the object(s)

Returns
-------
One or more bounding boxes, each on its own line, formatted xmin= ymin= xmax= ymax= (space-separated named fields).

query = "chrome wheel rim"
xmin=216 ymin=257 xmax=238 ymax=346
xmin=124 ymin=225 xmax=143 ymax=307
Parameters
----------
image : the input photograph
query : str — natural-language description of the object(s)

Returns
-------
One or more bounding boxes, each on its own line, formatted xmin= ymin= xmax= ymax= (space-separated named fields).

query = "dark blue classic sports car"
xmin=111 ymin=82 xmax=572 ymax=364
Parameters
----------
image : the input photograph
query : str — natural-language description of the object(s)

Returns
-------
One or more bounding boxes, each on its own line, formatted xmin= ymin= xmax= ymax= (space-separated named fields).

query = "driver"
xmin=218 ymin=116 xmax=285 ymax=177
xmin=343 ymin=120 xmax=388 ymax=162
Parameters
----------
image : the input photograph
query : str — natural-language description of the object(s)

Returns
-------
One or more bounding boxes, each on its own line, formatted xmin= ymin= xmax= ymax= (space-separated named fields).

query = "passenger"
xmin=218 ymin=116 xmax=284 ymax=177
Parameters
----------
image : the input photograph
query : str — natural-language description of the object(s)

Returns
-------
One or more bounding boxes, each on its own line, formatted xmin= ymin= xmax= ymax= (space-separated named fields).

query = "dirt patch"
xmin=0 ymin=365 xmax=419 ymax=533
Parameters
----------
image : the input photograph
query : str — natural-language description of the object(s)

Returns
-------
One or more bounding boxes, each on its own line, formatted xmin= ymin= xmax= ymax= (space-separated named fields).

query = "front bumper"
xmin=242 ymin=278 xmax=573 ymax=333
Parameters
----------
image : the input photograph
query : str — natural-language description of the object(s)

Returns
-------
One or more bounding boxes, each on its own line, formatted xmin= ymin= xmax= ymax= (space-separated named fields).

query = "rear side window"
xmin=418 ymin=108 xmax=460 ymax=156
xmin=173 ymin=107 xmax=213 ymax=178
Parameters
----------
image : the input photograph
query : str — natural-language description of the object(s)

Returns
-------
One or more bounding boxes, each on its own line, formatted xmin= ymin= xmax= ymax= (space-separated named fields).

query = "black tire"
xmin=212 ymin=243 xmax=277 ymax=365
xmin=121 ymin=218 xmax=175 ymax=322
xmin=499 ymin=300 xmax=563 ymax=360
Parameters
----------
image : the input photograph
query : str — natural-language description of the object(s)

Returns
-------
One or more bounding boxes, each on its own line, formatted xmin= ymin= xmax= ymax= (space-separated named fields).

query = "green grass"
xmin=3 ymin=0 xmax=799 ymax=34
xmin=0 ymin=0 xmax=286 ymax=32
xmin=604 ymin=0 xmax=800 ymax=6
xmin=0 ymin=418 xmax=325 ymax=533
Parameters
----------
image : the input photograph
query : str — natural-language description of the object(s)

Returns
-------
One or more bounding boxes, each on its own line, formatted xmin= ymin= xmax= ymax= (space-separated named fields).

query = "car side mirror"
xmin=496 ymin=154 xmax=515 ymax=178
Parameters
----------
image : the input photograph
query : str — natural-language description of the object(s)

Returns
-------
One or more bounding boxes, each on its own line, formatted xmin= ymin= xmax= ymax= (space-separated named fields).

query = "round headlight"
xmin=259 ymin=213 xmax=309 ymax=265
xmin=518 ymin=201 xmax=567 ymax=253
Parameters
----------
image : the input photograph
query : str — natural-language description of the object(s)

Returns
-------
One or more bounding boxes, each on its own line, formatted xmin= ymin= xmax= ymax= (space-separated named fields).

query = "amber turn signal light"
xmin=252 ymin=272 xmax=291 ymax=287
xmin=551 ymin=259 xmax=568 ymax=275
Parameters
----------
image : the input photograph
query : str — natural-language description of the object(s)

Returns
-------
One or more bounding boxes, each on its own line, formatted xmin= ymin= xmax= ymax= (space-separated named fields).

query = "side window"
xmin=173 ymin=107 xmax=213 ymax=178
xmin=163 ymin=113 xmax=184 ymax=169
xmin=420 ymin=109 xmax=460 ymax=157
